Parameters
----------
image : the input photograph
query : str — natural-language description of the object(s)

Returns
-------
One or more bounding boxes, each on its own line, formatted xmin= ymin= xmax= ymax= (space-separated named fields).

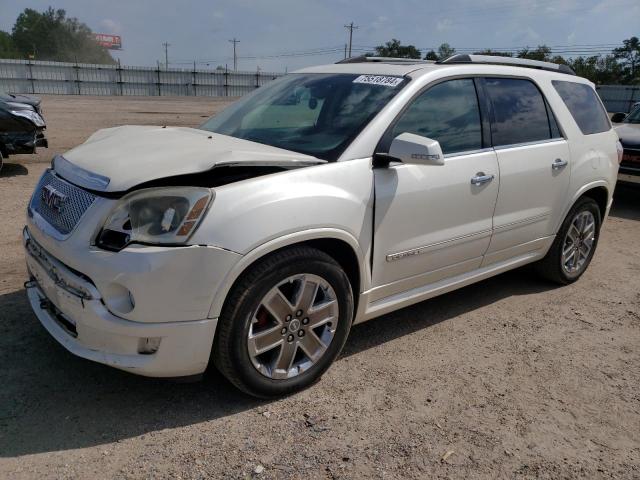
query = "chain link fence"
xmin=0 ymin=59 xmax=283 ymax=97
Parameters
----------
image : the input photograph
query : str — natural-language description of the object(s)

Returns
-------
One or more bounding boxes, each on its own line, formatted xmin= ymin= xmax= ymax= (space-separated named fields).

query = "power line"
xmin=344 ymin=22 xmax=359 ymax=58
xmin=229 ymin=38 xmax=240 ymax=71
xmin=171 ymin=41 xmax=627 ymax=68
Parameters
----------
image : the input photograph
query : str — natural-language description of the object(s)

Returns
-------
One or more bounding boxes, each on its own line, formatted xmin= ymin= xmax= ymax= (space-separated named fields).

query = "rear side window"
xmin=390 ymin=78 xmax=482 ymax=155
xmin=484 ymin=78 xmax=554 ymax=146
xmin=552 ymin=80 xmax=610 ymax=135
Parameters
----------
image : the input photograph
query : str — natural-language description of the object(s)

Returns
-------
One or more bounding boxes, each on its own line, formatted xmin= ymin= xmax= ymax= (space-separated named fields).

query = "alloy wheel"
xmin=247 ymin=273 xmax=339 ymax=380
xmin=561 ymin=210 xmax=596 ymax=275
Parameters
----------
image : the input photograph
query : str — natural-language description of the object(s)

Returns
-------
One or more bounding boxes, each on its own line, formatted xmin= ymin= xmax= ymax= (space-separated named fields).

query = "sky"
xmin=0 ymin=0 xmax=638 ymax=72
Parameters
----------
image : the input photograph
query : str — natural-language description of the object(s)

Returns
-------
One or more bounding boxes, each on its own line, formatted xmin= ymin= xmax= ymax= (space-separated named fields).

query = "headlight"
xmin=96 ymin=187 xmax=213 ymax=251
xmin=8 ymin=102 xmax=46 ymax=127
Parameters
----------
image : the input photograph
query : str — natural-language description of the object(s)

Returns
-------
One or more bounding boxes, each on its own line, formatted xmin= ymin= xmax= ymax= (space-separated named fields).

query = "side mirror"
xmin=611 ymin=112 xmax=627 ymax=123
xmin=388 ymin=132 xmax=444 ymax=166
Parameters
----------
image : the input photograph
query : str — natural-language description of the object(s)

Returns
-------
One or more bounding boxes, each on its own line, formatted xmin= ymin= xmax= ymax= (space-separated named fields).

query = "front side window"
xmin=390 ymin=78 xmax=483 ymax=155
xmin=200 ymin=73 xmax=406 ymax=161
xmin=484 ymin=77 xmax=554 ymax=146
xmin=552 ymin=80 xmax=611 ymax=134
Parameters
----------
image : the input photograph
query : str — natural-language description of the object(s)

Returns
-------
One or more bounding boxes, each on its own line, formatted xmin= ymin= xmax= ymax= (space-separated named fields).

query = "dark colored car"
xmin=612 ymin=105 xmax=640 ymax=185
xmin=0 ymin=92 xmax=48 ymax=172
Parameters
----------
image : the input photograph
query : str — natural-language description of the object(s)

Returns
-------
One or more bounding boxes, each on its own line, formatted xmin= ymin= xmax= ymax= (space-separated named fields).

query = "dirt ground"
xmin=0 ymin=95 xmax=639 ymax=479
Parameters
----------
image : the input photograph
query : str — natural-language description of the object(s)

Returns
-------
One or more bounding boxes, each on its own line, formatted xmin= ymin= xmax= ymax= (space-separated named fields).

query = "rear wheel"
xmin=0 ymin=149 xmax=4 ymax=174
xmin=213 ymin=246 xmax=354 ymax=398
xmin=535 ymin=197 xmax=601 ymax=284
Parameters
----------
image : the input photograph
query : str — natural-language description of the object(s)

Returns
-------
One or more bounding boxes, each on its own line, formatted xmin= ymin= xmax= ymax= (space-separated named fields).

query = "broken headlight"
xmin=7 ymin=102 xmax=46 ymax=127
xmin=96 ymin=187 xmax=213 ymax=251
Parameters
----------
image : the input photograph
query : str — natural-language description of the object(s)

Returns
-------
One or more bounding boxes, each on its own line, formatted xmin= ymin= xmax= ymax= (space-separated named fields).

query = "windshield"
xmin=625 ymin=106 xmax=640 ymax=124
xmin=200 ymin=73 xmax=407 ymax=161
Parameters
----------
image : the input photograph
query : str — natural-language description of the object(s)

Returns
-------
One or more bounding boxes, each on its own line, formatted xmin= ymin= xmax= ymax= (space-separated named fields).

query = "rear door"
xmin=481 ymin=77 xmax=571 ymax=265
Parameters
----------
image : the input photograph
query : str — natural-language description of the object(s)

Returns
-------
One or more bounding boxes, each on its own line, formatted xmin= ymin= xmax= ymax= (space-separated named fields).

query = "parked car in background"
xmin=0 ymin=92 xmax=48 ymax=172
xmin=24 ymin=55 xmax=620 ymax=397
xmin=612 ymin=104 xmax=640 ymax=185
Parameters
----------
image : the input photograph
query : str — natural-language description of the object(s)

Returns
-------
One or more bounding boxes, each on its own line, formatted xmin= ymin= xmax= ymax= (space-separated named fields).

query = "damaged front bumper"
xmin=1 ymin=128 xmax=48 ymax=155
xmin=23 ymin=227 xmax=234 ymax=378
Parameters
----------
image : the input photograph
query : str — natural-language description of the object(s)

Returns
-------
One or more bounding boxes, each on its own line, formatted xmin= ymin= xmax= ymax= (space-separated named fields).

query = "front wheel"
xmin=535 ymin=197 xmax=602 ymax=284
xmin=213 ymin=246 xmax=354 ymax=398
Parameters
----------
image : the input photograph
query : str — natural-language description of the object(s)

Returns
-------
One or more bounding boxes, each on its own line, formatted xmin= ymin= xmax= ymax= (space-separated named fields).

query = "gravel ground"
xmin=0 ymin=95 xmax=639 ymax=479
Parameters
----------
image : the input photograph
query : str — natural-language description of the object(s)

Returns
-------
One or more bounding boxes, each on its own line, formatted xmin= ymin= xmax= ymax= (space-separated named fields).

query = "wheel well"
xmin=301 ymin=238 xmax=361 ymax=299
xmin=220 ymin=238 xmax=362 ymax=321
xmin=580 ymin=186 xmax=608 ymax=218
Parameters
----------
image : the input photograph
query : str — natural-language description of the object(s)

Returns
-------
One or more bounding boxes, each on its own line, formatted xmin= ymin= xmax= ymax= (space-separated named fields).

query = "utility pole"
xmin=162 ymin=42 xmax=170 ymax=70
xmin=229 ymin=38 xmax=240 ymax=71
xmin=344 ymin=22 xmax=358 ymax=58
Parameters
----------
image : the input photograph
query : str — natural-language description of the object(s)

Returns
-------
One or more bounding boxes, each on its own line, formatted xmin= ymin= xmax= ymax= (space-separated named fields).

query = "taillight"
xmin=616 ymin=141 xmax=623 ymax=164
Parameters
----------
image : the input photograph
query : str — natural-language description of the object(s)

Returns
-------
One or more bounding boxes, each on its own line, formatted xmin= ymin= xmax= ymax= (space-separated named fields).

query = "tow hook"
xmin=24 ymin=279 xmax=37 ymax=289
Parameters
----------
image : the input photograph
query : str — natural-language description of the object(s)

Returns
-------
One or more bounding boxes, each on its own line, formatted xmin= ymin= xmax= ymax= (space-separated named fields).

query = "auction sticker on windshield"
xmin=353 ymin=75 xmax=404 ymax=87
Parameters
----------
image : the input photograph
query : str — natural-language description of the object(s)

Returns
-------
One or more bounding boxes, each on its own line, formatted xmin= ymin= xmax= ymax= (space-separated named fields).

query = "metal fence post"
xmin=192 ymin=61 xmax=197 ymax=96
xmin=224 ymin=64 xmax=229 ymax=97
xmin=156 ymin=60 xmax=161 ymax=96
xmin=27 ymin=58 xmax=35 ymax=94
xmin=117 ymin=58 xmax=123 ymax=96
xmin=74 ymin=57 xmax=81 ymax=95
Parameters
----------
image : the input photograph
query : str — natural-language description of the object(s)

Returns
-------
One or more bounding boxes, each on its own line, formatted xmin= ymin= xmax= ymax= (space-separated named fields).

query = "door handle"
xmin=470 ymin=172 xmax=495 ymax=185
xmin=552 ymin=158 xmax=568 ymax=170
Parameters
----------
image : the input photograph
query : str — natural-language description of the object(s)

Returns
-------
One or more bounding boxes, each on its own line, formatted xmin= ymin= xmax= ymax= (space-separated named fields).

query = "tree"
xmin=374 ymin=39 xmax=421 ymax=59
xmin=569 ymin=55 xmax=622 ymax=85
xmin=473 ymin=49 xmax=513 ymax=57
xmin=11 ymin=7 xmax=114 ymax=64
xmin=423 ymin=50 xmax=438 ymax=60
xmin=437 ymin=43 xmax=456 ymax=60
xmin=517 ymin=45 xmax=552 ymax=62
xmin=0 ymin=31 xmax=19 ymax=58
xmin=613 ymin=36 xmax=640 ymax=83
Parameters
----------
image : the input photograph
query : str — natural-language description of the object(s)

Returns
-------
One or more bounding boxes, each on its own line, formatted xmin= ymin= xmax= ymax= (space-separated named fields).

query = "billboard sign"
xmin=94 ymin=34 xmax=122 ymax=50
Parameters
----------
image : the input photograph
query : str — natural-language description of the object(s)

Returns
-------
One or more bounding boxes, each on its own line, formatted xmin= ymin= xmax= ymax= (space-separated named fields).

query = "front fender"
xmin=190 ymin=158 xmax=374 ymax=318
xmin=206 ymin=227 xmax=368 ymax=319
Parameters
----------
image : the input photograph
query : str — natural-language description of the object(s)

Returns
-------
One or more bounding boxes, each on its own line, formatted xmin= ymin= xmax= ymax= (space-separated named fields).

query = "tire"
xmin=213 ymin=246 xmax=354 ymax=398
xmin=534 ymin=197 xmax=601 ymax=284
xmin=0 ymin=150 xmax=3 ymax=174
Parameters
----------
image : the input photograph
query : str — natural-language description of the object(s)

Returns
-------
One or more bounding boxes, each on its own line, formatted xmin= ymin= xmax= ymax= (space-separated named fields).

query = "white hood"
xmin=59 ymin=125 xmax=324 ymax=192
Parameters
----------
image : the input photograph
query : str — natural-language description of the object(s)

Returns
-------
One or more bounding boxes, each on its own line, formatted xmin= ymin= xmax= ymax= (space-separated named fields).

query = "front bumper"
xmin=1 ymin=128 xmax=48 ymax=155
xmin=23 ymin=227 xmax=238 ymax=377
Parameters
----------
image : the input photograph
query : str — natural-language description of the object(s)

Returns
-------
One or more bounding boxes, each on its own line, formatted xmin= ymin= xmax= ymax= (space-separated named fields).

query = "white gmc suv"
xmin=24 ymin=55 xmax=621 ymax=397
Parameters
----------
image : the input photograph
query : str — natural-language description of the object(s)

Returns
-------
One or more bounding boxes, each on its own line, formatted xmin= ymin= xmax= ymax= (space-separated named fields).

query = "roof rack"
xmin=437 ymin=54 xmax=576 ymax=75
xmin=336 ymin=55 xmax=435 ymax=65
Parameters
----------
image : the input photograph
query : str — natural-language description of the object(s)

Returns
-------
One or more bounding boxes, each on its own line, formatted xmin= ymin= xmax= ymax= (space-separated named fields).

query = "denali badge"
xmin=41 ymin=185 xmax=67 ymax=212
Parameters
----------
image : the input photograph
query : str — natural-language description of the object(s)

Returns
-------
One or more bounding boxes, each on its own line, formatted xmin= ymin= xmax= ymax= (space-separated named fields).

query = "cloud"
xmin=99 ymin=18 xmax=122 ymax=35
xmin=436 ymin=18 xmax=452 ymax=32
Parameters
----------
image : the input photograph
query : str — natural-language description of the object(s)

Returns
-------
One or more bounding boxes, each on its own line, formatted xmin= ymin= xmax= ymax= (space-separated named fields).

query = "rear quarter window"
xmin=552 ymin=80 xmax=611 ymax=135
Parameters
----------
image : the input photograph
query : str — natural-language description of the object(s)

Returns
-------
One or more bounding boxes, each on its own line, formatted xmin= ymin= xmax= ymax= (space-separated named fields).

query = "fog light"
xmin=138 ymin=337 xmax=161 ymax=354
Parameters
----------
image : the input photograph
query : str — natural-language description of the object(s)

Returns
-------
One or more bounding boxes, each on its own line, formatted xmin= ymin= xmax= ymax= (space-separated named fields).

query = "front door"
xmin=370 ymin=78 xmax=499 ymax=302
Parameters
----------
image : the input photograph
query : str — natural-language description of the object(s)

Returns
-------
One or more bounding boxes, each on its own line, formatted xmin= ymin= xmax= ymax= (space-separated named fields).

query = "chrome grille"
xmin=30 ymin=170 xmax=97 ymax=235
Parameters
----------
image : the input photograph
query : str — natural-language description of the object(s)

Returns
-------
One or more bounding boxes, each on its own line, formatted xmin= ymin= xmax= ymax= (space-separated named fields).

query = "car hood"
xmin=59 ymin=125 xmax=325 ymax=192
xmin=0 ymin=93 xmax=41 ymax=108
xmin=615 ymin=123 xmax=640 ymax=148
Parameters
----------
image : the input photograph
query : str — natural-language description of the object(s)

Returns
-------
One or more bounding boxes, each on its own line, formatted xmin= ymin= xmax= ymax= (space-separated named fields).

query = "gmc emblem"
xmin=41 ymin=185 xmax=67 ymax=212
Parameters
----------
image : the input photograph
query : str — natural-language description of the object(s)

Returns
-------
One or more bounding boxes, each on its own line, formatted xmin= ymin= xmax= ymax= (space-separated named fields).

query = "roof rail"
xmin=437 ymin=54 xmax=575 ymax=75
xmin=336 ymin=55 xmax=434 ymax=65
